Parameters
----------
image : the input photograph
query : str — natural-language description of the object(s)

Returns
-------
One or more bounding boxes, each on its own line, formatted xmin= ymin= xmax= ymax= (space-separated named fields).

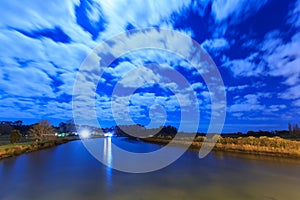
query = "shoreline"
xmin=0 ymin=138 xmax=79 ymax=160
xmin=2 ymin=136 xmax=300 ymax=161
xmin=141 ymin=136 xmax=300 ymax=159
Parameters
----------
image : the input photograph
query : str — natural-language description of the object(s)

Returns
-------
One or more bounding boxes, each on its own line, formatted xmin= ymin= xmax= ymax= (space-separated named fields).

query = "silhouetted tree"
xmin=59 ymin=120 xmax=76 ymax=134
xmin=0 ymin=123 xmax=13 ymax=135
xmin=288 ymin=123 xmax=293 ymax=137
xmin=10 ymin=129 xmax=22 ymax=144
xmin=12 ymin=120 xmax=23 ymax=127
xmin=0 ymin=121 xmax=12 ymax=125
xmin=58 ymin=122 xmax=67 ymax=133
xmin=66 ymin=119 xmax=76 ymax=133
xmin=159 ymin=125 xmax=178 ymax=138
xmin=29 ymin=120 xmax=56 ymax=142
xmin=295 ymin=124 xmax=300 ymax=136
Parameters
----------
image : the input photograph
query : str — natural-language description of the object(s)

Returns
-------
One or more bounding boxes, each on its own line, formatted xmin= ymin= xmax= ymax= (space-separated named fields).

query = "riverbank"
xmin=142 ymin=136 xmax=300 ymax=159
xmin=0 ymin=137 xmax=79 ymax=160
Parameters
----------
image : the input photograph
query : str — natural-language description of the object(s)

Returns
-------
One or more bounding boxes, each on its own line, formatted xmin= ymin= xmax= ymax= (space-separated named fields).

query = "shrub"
xmin=10 ymin=129 xmax=21 ymax=144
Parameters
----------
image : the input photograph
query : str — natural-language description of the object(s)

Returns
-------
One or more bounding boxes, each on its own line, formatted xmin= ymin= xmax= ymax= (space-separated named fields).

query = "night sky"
xmin=0 ymin=0 xmax=299 ymax=133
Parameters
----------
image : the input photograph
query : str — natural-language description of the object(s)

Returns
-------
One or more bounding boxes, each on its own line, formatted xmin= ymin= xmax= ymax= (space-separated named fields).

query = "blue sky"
xmin=0 ymin=0 xmax=300 ymax=133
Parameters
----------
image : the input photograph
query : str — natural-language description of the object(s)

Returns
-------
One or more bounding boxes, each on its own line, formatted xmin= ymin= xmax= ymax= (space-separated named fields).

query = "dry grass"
xmin=142 ymin=136 xmax=300 ymax=158
xmin=0 ymin=138 xmax=78 ymax=160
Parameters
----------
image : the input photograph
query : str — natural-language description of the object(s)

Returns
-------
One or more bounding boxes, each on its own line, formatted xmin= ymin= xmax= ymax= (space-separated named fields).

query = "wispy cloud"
xmin=263 ymin=32 xmax=300 ymax=86
xmin=211 ymin=0 xmax=269 ymax=23
xmin=201 ymin=38 xmax=230 ymax=51
xmin=222 ymin=53 xmax=264 ymax=77
xmin=279 ymin=85 xmax=300 ymax=100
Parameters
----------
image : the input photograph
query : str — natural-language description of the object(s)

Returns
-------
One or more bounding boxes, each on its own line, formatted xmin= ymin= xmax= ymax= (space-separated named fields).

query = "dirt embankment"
xmin=0 ymin=138 xmax=78 ymax=160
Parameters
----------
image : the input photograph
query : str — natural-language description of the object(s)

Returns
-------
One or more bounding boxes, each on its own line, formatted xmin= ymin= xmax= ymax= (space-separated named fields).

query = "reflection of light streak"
xmin=104 ymin=137 xmax=112 ymax=167
xmin=104 ymin=132 xmax=113 ymax=137
xmin=103 ymin=137 xmax=112 ymax=187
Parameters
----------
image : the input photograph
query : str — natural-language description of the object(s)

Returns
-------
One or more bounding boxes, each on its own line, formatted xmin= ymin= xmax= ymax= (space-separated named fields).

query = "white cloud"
xmin=268 ymin=105 xmax=286 ymax=112
xmin=0 ymin=30 xmax=45 ymax=61
xmin=0 ymin=106 xmax=35 ymax=119
xmin=209 ymin=0 xmax=269 ymax=38
xmin=105 ymin=61 xmax=136 ymax=77
xmin=231 ymin=112 xmax=243 ymax=118
xmin=229 ymin=92 xmax=289 ymax=118
xmin=0 ymin=0 xmax=97 ymax=46
xmin=191 ymin=82 xmax=205 ymax=90
xmin=201 ymin=38 xmax=230 ymax=51
xmin=288 ymin=0 xmax=300 ymax=28
xmin=98 ymin=29 xmax=195 ymax=66
xmin=84 ymin=0 xmax=104 ymax=24
xmin=191 ymin=0 xmax=211 ymax=17
xmin=229 ymin=94 xmax=265 ymax=113
xmin=0 ymin=1 xmax=102 ymax=123
xmin=211 ymin=0 xmax=241 ymax=22
xmin=175 ymin=93 xmax=195 ymax=107
xmin=261 ymin=30 xmax=283 ymax=53
xmin=97 ymin=0 xmax=192 ymax=39
xmin=293 ymin=99 xmax=300 ymax=107
xmin=119 ymin=66 xmax=161 ymax=88
xmin=223 ymin=53 xmax=264 ymax=77
xmin=0 ymin=64 xmax=56 ymax=98
xmin=0 ymin=97 xmax=73 ymax=119
xmin=130 ymin=93 xmax=156 ymax=106
xmin=227 ymin=82 xmax=266 ymax=92
xmin=42 ymin=38 xmax=91 ymax=72
xmin=211 ymin=0 xmax=269 ymax=23
xmin=279 ymin=85 xmax=300 ymax=100
xmin=120 ymin=91 xmax=197 ymax=116
xmin=162 ymin=82 xmax=179 ymax=91
xmin=263 ymin=32 xmax=300 ymax=86
xmin=0 ymin=0 xmax=79 ymax=30
xmin=0 ymin=31 xmax=93 ymax=98
xmin=200 ymin=91 xmax=211 ymax=99
xmin=227 ymin=84 xmax=249 ymax=92
xmin=229 ymin=102 xmax=263 ymax=113
xmin=108 ymin=93 xmax=157 ymax=124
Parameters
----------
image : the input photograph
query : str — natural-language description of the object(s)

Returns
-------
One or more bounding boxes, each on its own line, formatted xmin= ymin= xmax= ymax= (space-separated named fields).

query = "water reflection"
xmin=103 ymin=137 xmax=113 ymax=187
xmin=1 ymin=138 xmax=300 ymax=200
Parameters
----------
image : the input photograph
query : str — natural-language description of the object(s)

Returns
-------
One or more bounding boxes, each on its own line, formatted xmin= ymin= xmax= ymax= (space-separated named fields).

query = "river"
xmin=1 ymin=138 xmax=300 ymax=200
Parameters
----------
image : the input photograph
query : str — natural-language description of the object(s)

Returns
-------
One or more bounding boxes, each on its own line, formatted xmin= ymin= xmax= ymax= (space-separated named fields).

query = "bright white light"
xmin=104 ymin=132 xmax=113 ymax=137
xmin=80 ymin=130 xmax=90 ymax=139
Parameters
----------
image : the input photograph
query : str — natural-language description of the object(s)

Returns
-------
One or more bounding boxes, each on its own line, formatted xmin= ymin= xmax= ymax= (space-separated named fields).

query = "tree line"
xmin=0 ymin=120 xmax=57 ymax=144
xmin=0 ymin=120 xmax=70 ymax=144
xmin=1 ymin=119 xmax=299 ymax=144
xmin=113 ymin=124 xmax=178 ymax=139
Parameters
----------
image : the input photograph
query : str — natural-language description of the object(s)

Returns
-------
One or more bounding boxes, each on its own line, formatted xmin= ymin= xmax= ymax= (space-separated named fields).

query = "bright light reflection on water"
xmin=103 ymin=137 xmax=113 ymax=187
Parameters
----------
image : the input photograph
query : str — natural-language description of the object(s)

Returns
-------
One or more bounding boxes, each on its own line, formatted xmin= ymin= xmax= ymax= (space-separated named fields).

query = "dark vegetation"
xmin=113 ymin=124 xmax=178 ymax=138
xmin=0 ymin=120 xmax=79 ymax=160
xmin=9 ymin=129 xmax=21 ymax=144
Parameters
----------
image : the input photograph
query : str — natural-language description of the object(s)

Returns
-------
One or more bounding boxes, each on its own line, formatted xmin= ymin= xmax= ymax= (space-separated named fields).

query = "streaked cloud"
xmin=201 ymin=38 xmax=230 ymax=51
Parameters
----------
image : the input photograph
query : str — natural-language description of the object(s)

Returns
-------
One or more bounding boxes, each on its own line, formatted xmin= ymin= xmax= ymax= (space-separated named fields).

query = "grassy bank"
xmin=142 ymin=136 xmax=300 ymax=159
xmin=0 ymin=137 xmax=79 ymax=160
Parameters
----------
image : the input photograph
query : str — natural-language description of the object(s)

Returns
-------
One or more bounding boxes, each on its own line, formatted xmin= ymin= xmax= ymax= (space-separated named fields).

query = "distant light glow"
xmin=80 ymin=130 xmax=90 ymax=139
xmin=104 ymin=132 xmax=113 ymax=137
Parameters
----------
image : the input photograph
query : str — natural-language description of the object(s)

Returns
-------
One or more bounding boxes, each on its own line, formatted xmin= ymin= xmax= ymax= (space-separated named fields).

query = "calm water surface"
xmin=1 ymin=138 xmax=300 ymax=200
